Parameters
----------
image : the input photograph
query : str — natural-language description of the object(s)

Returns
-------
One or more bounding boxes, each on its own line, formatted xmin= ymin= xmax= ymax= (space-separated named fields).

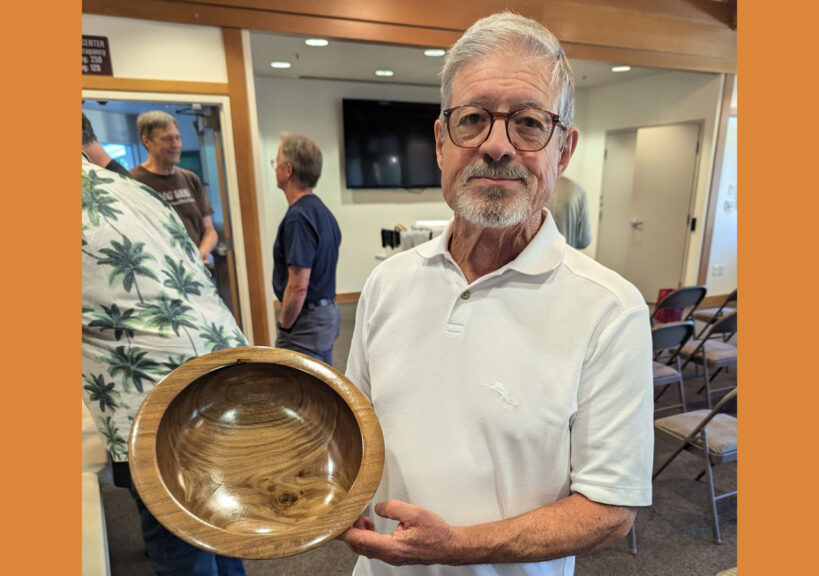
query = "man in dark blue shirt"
xmin=272 ymin=132 xmax=342 ymax=365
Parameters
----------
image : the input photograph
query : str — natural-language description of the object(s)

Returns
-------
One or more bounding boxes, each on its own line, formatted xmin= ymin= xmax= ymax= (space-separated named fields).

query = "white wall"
xmin=570 ymin=71 xmax=724 ymax=285
xmin=255 ymin=71 xmax=728 ymax=296
xmin=706 ymin=116 xmax=737 ymax=294
xmin=705 ymin=79 xmax=738 ymax=294
xmin=254 ymin=77 xmax=453 ymax=297
xmin=82 ymin=14 xmax=227 ymax=82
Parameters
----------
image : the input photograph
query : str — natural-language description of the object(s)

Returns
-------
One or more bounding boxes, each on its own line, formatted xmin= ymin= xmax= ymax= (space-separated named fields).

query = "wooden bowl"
xmin=128 ymin=347 xmax=384 ymax=559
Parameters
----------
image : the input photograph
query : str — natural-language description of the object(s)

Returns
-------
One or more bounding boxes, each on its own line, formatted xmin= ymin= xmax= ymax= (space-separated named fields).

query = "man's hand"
xmin=340 ymin=494 xmax=636 ymax=567
xmin=340 ymin=500 xmax=462 ymax=566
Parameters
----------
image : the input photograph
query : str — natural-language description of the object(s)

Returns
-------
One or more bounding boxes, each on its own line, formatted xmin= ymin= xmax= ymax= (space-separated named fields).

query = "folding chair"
xmin=652 ymin=321 xmax=695 ymax=415
xmin=679 ymin=312 xmax=737 ymax=408
xmin=694 ymin=289 xmax=737 ymax=338
xmin=653 ymin=388 xmax=737 ymax=544
xmin=650 ymin=285 xmax=707 ymax=326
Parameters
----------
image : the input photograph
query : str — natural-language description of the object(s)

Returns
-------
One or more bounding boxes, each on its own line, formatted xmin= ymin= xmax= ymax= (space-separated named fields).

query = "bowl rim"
xmin=128 ymin=346 xmax=384 ymax=559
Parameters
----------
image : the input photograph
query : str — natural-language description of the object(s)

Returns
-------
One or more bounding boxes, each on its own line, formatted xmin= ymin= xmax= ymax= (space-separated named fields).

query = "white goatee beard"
xmin=454 ymin=161 xmax=532 ymax=229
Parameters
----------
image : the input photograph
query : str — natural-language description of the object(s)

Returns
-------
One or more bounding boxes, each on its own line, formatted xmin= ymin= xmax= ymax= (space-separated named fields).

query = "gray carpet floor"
xmin=102 ymin=302 xmax=737 ymax=575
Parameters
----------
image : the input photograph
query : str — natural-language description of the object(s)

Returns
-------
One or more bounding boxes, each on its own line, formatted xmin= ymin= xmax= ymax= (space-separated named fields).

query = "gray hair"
xmin=440 ymin=12 xmax=575 ymax=132
xmin=280 ymin=132 xmax=323 ymax=189
xmin=82 ymin=113 xmax=96 ymax=146
xmin=136 ymin=110 xmax=178 ymax=144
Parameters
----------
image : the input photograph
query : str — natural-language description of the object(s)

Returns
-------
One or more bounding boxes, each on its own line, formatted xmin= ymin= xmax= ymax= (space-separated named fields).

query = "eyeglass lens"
xmin=448 ymin=106 xmax=555 ymax=151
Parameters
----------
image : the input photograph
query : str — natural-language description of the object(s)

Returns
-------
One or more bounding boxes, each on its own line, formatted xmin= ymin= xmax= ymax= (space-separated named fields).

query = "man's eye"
xmin=459 ymin=113 xmax=486 ymax=126
xmin=515 ymin=115 xmax=546 ymax=131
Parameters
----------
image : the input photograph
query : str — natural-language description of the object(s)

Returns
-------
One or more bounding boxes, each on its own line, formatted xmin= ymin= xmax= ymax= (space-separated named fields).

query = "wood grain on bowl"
xmin=129 ymin=347 xmax=384 ymax=559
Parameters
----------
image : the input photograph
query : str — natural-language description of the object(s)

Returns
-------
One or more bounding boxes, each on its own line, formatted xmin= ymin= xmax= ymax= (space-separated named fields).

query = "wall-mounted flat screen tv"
xmin=342 ymin=98 xmax=442 ymax=189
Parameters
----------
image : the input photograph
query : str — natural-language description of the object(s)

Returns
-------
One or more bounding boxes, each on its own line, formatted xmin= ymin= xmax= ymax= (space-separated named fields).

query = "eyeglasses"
xmin=156 ymin=134 xmax=181 ymax=144
xmin=442 ymin=105 xmax=566 ymax=152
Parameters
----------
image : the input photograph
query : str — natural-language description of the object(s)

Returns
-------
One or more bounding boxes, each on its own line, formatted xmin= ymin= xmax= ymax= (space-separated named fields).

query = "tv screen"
xmin=342 ymin=99 xmax=442 ymax=189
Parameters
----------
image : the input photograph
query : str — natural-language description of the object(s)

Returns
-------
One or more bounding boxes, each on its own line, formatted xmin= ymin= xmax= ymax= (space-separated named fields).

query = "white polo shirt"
xmin=346 ymin=212 xmax=653 ymax=576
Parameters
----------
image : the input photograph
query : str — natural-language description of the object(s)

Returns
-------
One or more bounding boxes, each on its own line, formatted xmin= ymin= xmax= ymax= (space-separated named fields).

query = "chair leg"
xmin=702 ymin=364 xmax=713 ymax=409
xmin=676 ymin=357 xmax=687 ymax=412
xmin=627 ymin=524 xmax=637 ymax=555
xmin=701 ymin=429 xmax=721 ymax=544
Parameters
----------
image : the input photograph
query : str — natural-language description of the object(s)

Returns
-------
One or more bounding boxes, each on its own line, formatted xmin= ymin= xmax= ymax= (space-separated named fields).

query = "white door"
xmin=597 ymin=123 xmax=701 ymax=302
xmin=596 ymin=131 xmax=637 ymax=274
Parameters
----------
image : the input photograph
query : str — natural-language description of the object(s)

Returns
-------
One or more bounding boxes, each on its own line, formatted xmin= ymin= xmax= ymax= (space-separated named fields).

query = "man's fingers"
xmin=374 ymin=499 xmax=416 ymax=522
xmin=353 ymin=515 xmax=375 ymax=530
xmin=336 ymin=515 xmax=373 ymax=541
xmin=343 ymin=526 xmax=396 ymax=557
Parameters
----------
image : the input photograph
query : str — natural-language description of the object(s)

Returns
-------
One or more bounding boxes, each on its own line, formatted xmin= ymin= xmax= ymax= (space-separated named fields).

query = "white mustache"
xmin=461 ymin=161 xmax=530 ymax=188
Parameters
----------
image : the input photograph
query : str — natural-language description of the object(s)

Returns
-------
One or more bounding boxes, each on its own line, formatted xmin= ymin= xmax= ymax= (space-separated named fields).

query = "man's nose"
xmin=480 ymin=117 xmax=516 ymax=162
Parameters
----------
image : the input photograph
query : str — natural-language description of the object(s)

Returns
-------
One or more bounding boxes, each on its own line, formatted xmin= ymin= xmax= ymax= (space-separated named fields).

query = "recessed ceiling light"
xmin=270 ymin=61 xmax=292 ymax=69
xmin=611 ymin=65 xmax=631 ymax=72
xmin=305 ymin=38 xmax=329 ymax=47
xmin=375 ymin=70 xmax=394 ymax=77
xmin=424 ymin=48 xmax=446 ymax=57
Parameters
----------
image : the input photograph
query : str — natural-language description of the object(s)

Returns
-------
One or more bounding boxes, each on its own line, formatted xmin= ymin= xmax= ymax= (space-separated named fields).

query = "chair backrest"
xmin=651 ymin=285 xmax=707 ymax=323
xmin=705 ymin=311 xmax=737 ymax=338
xmin=725 ymin=289 xmax=737 ymax=307
xmin=711 ymin=289 xmax=738 ymax=317
xmin=651 ymin=321 xmax=695 ymax=353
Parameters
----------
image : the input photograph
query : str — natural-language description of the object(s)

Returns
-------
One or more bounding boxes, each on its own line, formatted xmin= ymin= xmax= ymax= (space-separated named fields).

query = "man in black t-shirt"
xmin=272 ymin=132 xmax=342 ymax=365
xmin=129 ymin=110 xmax=218 ymax=265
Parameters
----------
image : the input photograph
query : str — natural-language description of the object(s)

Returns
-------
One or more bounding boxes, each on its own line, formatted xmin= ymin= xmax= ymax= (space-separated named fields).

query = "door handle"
xmin=630 ymin=218 xmax=644 ymax=230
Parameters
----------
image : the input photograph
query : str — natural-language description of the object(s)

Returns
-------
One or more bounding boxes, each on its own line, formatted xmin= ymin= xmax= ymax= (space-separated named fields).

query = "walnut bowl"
xmin=129 ymin=347 xmax=384 ymax=559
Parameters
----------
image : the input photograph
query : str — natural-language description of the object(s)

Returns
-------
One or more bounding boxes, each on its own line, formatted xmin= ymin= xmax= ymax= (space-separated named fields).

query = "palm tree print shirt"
xmin=82 ymin=155 xmax=248 ymax=462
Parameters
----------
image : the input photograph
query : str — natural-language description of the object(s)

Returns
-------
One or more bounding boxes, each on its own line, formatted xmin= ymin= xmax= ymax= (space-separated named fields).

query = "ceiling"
xmin=249 ymin=31 xmax=665 ymax=90
xmin=83 ymin=31 xmax=669 ymax=117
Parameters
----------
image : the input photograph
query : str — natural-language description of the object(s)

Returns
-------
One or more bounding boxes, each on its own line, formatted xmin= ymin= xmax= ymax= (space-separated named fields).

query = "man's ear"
xmin=434 ymin=119 xmax=445 ymax=170
xmin=140 ymin=134 xmax=151 ymax=151
xmin=557 ymin=128 xmax=579 ymax=176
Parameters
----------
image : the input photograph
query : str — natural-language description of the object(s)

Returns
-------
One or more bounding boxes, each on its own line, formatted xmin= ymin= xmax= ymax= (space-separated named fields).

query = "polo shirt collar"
xmin=415 ymin=209 xmax=566 ymax=276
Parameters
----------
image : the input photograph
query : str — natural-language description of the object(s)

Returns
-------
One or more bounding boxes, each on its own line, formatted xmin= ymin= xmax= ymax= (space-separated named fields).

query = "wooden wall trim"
xmin=81 ymin=76 xmax=229 ymax=94
xmin=82 ymin=0 xmax=736 ymax=73
xmin=697 ymin=73 xmax=735 ymax=285
xmin=222 ymin=27 xmax=270 ymax=345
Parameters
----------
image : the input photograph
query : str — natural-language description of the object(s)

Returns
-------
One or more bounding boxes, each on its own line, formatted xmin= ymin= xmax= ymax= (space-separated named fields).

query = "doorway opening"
xmin=82 ymin=93 xmax=251 ymax=335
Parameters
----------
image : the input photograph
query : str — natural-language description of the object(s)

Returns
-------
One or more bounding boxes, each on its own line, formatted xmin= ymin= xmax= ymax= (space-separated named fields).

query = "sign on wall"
xmin=82 ymin=35 xmax=113 ymax=76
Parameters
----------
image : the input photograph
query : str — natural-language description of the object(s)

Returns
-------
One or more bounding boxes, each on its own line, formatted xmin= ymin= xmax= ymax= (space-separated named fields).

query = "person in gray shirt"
xmin=546 ymin=176 xmax=592 ymax=249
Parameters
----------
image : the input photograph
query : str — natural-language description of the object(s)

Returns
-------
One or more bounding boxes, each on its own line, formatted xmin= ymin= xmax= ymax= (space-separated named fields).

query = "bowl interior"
xmin=155 ymin=362 xmax=363 ymax=535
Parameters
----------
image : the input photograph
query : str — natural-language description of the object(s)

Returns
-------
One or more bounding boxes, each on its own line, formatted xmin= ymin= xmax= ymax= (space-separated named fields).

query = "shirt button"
xmin=461 ymin=290 xmax=471 ymax=300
